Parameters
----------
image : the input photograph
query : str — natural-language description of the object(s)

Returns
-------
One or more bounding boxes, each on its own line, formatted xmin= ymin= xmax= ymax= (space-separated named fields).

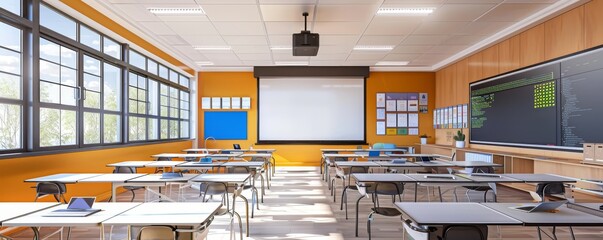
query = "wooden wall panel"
xmin=482 ymin=45 xmax=500 ymax=78
xmin=544 ymin=6 xmax=585 ymax=60
xmin=446 ymin=65 xmax=457 ymax=105
xmin=519 ymin=24 xmax=545 ymax=67
xmin=498 ymin=35 xmax=521 ymax=73
xmin=455 ymin=59 xmax=469 ymax=104
xmin=468 ymin=53 xmax=483 ymax=83
xmin=435 ymin=70 xmax=443 ymax=108
xmin=585 ymin=0 xmax=603 ymax=48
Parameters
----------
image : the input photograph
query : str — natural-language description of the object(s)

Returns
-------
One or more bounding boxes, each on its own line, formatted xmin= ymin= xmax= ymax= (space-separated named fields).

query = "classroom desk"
xmin=182 ymin=148 xmax=222 ymax=153
xmin=126 ymin=174 xmax=199 ymax=202
xmin=0 ymin=203 xmax=59 ymax=239
xmin=448 ymin=161 xmax=503 ymax=168
xmin=102 ymin=202 xmax=222 ymax=240
xmin=395 ymin=202 xmax=521 ymax=240
xmin=189 ymin=173 xmax=252 ymax=237
xmin=174 ymin=161 xmax=224 ymax=173
xmin=151 ymin=153 xmax=209 ymax=161
xmin=502 ymin=174 xmax=577 ymax=202
xmin=221 ymin=149 xmax=276 ymax=153
xmin=406 ymin=174 xmax=474 ymax=202
xmin=25 ymin=173 xmax=102 ymax=184
xmin=321 ymin=148 xmax=408 ymax=153
xmin=3 ymin=203 xmax=141 ymax=240
xmin=106 ymin=161 xmax=152 ymax=168
xmin=376 ymin=161 xmax=421 ymax=168
xmin=222 ymin=161 xmax=266 ymax=204
xmin=454 ymin=173 xmax=524 ymax=202
xmin=77 ymin=174 xmax=147 ymax=202
xmin=483 ymin=203 xmax=603 ymax=239
xmin=208 ymin=153 xmax=245 ymax=161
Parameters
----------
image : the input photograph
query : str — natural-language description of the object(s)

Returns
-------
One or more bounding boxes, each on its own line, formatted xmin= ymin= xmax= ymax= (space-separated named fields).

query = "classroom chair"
xmin=227 ymin=166 xmax=261 ymax=218
xmin=198 ymin=182 xmax=244 ymax=239
xmin=34 ymin=182 xmax=67 ymax=203
xmin=442 ymin=225 xmax=488 ymax=240
xmin=535 ymin=182 xmax=567 ymax=201
xmin=366 ymin=182 xmax=404 ymax=240
xmin=338 ymin=166 xmax=370 ymax=219
xmin=463 ymin=166 xmax=496 ymax=202
xmin=111 ymin=166 xmax=144 ymax=202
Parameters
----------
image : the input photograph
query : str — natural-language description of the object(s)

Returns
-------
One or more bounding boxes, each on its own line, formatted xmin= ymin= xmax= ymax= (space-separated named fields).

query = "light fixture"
xmin=377 ymin=7 xmax=435 ymax=15
xmin=193 ymin=46 xmax=232 ymax=51
xmin=274 ymin=61 xmax=308 ymax=66
xmin=195 ymin=61 xmax=214 ymax=66
xmin=147 ymin=7 xmax=205 ymax=15
xmin=353 ymin=45 xmax=394 ymax=51
xmin=270 ymin=46 xmax=292 ymax=50
xmin=375 ymin=61 xmax=409 ymax=66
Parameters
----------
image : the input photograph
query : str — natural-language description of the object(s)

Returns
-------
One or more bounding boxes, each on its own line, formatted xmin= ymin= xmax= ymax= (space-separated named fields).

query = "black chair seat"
xmin=371 ymin=207 xmax=401 ymax=217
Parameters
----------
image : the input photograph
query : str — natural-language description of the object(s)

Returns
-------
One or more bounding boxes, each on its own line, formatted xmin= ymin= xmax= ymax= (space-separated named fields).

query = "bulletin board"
xmin=203 ymin=111 xmax=248 ymax=140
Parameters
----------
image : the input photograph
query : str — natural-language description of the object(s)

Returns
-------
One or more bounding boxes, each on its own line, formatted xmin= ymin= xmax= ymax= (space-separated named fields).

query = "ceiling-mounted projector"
xmin=293 ymin=12 xmax=319 ymax=56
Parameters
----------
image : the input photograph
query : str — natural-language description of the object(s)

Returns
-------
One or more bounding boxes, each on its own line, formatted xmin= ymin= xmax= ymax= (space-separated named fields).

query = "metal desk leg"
xmin=414 ymin=183 xmax=418 ymax=202
xmin=31 ymin=227 xmax=40 ymax=240
xmin=354 ymin=194 xmax=366 ymax=237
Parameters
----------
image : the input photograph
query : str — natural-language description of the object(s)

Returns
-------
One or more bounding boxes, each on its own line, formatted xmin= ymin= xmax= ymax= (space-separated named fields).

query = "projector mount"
xmin=301 ymin=12 xmax=309 ymax=34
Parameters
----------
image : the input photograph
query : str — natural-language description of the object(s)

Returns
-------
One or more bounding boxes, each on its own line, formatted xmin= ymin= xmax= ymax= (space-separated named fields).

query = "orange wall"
xmin=433 ymin=1 xmax=603 ymax=158
xmin=0 ymin=141 xmax=192 ymax=202
xmin=198 ymin=71 xmax=435 ymax=166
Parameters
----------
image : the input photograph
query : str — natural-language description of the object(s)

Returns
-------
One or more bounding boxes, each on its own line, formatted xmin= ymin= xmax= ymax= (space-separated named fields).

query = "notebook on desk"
xmin=44 ymin=197 xmax=100 ymax=217
xmin=511 ymin=201 xmax=567 ymax=213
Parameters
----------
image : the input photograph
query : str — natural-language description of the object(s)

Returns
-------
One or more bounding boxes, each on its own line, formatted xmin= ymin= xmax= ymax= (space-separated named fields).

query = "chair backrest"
xmin=113 ymin=166 xmax=136 ymax=174
xmin=472 ymin=166 xmax=494 ymax=174
xmin=228 ymin=166 xmax=250 ymax=174
xmin=536 ymin=183 xmax=566 ymax=197
xmin=443 ymin=225 xmax=487 ymax=240
xmin=35 ymin=182 xmax=67 ymax=196
xmin=373 ymin=143 xmax=396 ymax=154
xmin=137 ymin=226 xmax=177 ymax=240
xmin=233 ymin=144 xmax=241 ymax=149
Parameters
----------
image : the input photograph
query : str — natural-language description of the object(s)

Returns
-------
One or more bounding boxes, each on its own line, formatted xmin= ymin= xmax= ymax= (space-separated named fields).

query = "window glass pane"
xmin=138 ymin=117 xmax=146 ymax=141
xmin=40 ymin=108 xmax=76 ymax=147
xmin=180 ymin=121 xmax=189 ymax=138
xmin=0 ymin=103 xmax=21 ymax=150
xmin=148 ymin=80 xmax=158 ymax=116
xmin=60 ymin=66 xmax=77 ymax=86
xmin=169 ymin=120 xmax=178 ymax=139
xmin=0 ymin=48 xmax=21 ymax=75
xmin=147 ymin=59 xmax=158 ymax=75
xmin=158 ymin=65 xmax=168 ymax=79
xmin=0 ymin=72 xmax=21 ymax=100
xmin=180 ymin=75 xmax=189 ymax=88
xmin=0 ymin=0 xmax=20 ymax=16
xmin=103 ymin=37 xmax=121 ymax=60
xmin=40 ymin=82 xmax=59 ymax=104
xmin=79 ymin=25 xmax=101 ymax=51
xmin=60 ymin=85 xmax=76 ymax=106
xmin=39 ymin=60 xmax=59 ymax=83
xmin=104 ymin=114 xmax=120 ymax=143
xmin=0 ymin=22 xmax=21 ymax=52
xmin=83 ymin=112 xmax=100 ymax=144
xmin=40 ymin=39 xmax=78 ymax=107
xmin=128 ymin=116 xmax=137 ymax=141
xmin=160 ymin=119 xmax=168 ymax=139
xmin=104 ymin=63 xmax=121 ymax=111
xmin=40 ymin=4 xmax=76 ymax=40
xmin=61 ymin=46 xmax=77 ymax=69
xmin=148 ymin=118 xmax=158 ymax=140
xmin=169 ymin=70 xmax=178 ymax=83
xmin=129 ymin=50 xmax=145 ymax=70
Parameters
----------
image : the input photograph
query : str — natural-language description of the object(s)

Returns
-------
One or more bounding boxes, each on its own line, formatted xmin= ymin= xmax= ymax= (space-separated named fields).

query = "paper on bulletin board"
xmin=397 ymin=128 xmax=408 ymax=135
xmin=396 ymin=100 xmax=407 ymax=111
xmin=452 ymin=106 xmax=458 ymax=128
xmin=377 ymin=93 xmax=386 ymax=108
xmin=433 ymin=110 xmax=437 ymax=129
xmin=408 ymin=128 xmax=419 ymax=135
xmin=242 ymin=97 xmax=251 ymax=109
xmin=408 ymin=113 xmax=419 ymax=127
xmin=407 ymin=100 xmax=419 ymax=112
xmin=211 ymin=97 xmax=221 ymax=109
xmin=376 ymin=108 xmax=386 ymax=120
xmin=462 ymin=104 xmax=468 ymax=128
xmin=457 ymin=105 xmax=463 ymax=129
xmin=386 ymin=128 xmax=397 ymax=135
xmin=448 ymin=107 xmax=454 ymax=128
xmin=397 ymin=113 xmax=408 ymax=127
xmin=222 ymin=97 xmax=231 ymax=109
xmin=386 ymin=100 xmax=397 ymax=112
xmin=231 ymin=97 xmax=241 ymax=109
xmin=419 ymin=93 xmax=428 ymax=105
xmin=201 ymin=97 xmax=211 ymax=109
xmin=376 ymin=121 xmax=386 ymax=135
xmin=386 ymin=113 xmax=397 ymax=127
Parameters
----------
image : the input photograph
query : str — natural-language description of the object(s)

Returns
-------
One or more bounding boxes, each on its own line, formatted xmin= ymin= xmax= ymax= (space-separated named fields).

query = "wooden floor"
xmin=7 ymin=167 xmax=603 ymax=240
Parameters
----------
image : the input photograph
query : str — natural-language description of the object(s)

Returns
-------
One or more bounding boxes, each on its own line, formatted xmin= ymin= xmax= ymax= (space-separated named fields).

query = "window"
xmin=128 ymin=72 xmax=148 ymax=142
xmin=158 ymin=64 xmax=168 ymax=79
xmin=147 ymin=79 xmax=159 ymax=140
xmin=103 ymin=37 xmax=121 ymax=60
xmin=103 ymin=63 xmax=121 ymax=144
xmin=179 ymin=75 xmax=189 ymax=88
xmin=0 ymin=21 xmax=22 ymax=151
xmin=40 ymin=4 xmax=76 ymax=40
xmin=129 ymin=50 xmax=145 ymax=70
xmin=0 ymin=0 xmax=20 ymax=16
xmin=147 ymin=59 xmax=158 ymax=75
xmin=80 ymin=25 xmax=101 ymax=51
xmin=180 ymin=91 xmax=190 ymax=139
xmin=169 ymin=69 xmax=178 ymax=83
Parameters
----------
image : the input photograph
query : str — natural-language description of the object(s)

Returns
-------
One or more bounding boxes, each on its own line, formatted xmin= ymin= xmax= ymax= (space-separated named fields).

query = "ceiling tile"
xmin=309 ymin=53 xmax=349 ymax=61
xmin=243 ymin=60 xmax=273 ymax=66
xmin=180 ymin=35 xmax=226 ymax=45
xmin=319 ymin=0 xmax=382 ymax=4
xmin=317 ymin=45 xmax=353 ymax=54
xmin=445 ymin=0 xmax=502 ymax=3
xmin=426 ymin=45 xmax=469 ymax=54
xmin=165 ymin=21 xmax=219 ymax=35
xmin=382 ymin=53 xmax=421 ymax=61
xmin=114 ymin=4 xmax=160 ymax=21
xmin=157 ymin=35 xmax=189 ymax=45
xmin=272 ymin=53 xmax=310 ymax=61
xmin=477 ymin=3 xmax=549 ymax=22
xmin=315 ymin=5 xmax=378 ymax=22
xmin=232 ymin=45 xmax=271 ymax=54
xmin=382 ymin=0 xmax=444 ymax=3
xmin=138 ymin=21 xmax=175 ymax=35
xmin=457 ymin=21 xmax=514 ymax=36
xmin=268 ymin=35 xmax=291 ymax=46
xmin=426 ymin=4 xmax=497 ymax=22
xmin=236 ymin=53 xmax=272 ymax=61
xmin=342 ymin=60 xmax=377 ymax=66
xmin=173 ymin=46 xmax=209 ymax=60
xmin=155 ymin=15 xmax=209 ymax=22
xmin=309 ymin=61 xmax=344 ymax=66
xmin=320 ymin=35 xmax=359 ymax=46
xmin=202 ymin=53 xmax=241 ymax=61
xmin=260 ymin=5 xmax=315 ymax=21
xmin=443 ymin=35 xmax=486 ymax=45
xmin=203 ymin=5 xmax=262 ymax=21
xmin=213 ymin=22 xmax=266 ymax=35
xmin=347 ymin=52 xmax=389 ymax=61
xmin=413 ymin=21 xmax=470 ymax=35
xmin=364 ymin=17 xmax=422 ymax=35
xmin=222 ymin=35 xmax=269 ymax=45
xmin=357 ymin=35 xmax=404 ymax=46
xmin=259 ymin=0 xmax=317 ymax=4
xmin=265 ymin=22 xmax=307 ymax=35
xmin=314 ymin=22 xmax=366 ymax=35
xmin=197 ymin=0 xmax=257 ymax=4
xmin=401 ymin=35 xmax=450 ymax=45
xmin=391 ymin=45 xmax=434 ymax=53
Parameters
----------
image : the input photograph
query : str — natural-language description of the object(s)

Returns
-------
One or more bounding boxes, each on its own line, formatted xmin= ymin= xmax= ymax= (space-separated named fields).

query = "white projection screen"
xmin=258 ymin=76 xmax=365 ymax=143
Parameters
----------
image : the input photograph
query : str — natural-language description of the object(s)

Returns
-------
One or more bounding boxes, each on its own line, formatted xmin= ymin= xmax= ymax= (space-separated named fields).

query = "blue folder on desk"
xmin=199 ymin=157 xmax=213 ymax=163
xmin=368 ymin=150 xmax=380 ymax=157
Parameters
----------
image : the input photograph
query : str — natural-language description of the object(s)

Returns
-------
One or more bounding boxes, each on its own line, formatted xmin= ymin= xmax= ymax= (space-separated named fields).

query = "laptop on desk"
xmin=511 ymin=201 xmax=567 ymax=213
xmin=44 ymin=197 xmax=100 ymax=217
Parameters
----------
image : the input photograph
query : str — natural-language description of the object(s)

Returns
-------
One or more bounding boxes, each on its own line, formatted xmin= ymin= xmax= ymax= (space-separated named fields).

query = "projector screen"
xmin=258 ymin=76 xmax=365 ymax=143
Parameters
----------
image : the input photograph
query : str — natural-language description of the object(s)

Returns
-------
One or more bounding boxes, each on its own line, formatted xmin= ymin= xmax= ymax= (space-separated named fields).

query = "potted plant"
xmin=419 ymin=134 xmax=429 ymax=144
xmin=453 ymin=130 xmax=465 ymax=148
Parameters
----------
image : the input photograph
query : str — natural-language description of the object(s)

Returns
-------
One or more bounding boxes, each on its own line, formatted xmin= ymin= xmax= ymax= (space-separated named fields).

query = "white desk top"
xmin=415 ymin=161 xmax=455 ymax=167
xmin=127 ymin=174 xmax=199 ymax=183
xmin=209 ymin=153 xmax=244 ymax=158
xmin=0 ymin=203 xmax=59 ymax=224
xmin=352 ymin=173 xmax=416 ymax=183
xmin=182 ymin=148 xmax=221 ymax=153
xmin=502 ymin=174 xmax=577 ymax=183
xmin=446 ymin=161 xmax=502 ymax=167
xmin=221 ymin=149 xmax=276 ymax=153
xmin=25 ymin=173 xmax=102 ymax=183
xmin=395 ymin=202 xmax=522 ymax=226
xmin=102 ymin=202 xmax=221 ymax=226
xmin=106 ymin=161 xmax=153 ymax=167
xmin=240 ymin=153 xmax=272 ymax=158
xmin=387 ymin=154 xmax=437 ymax=157
xmin=335 ymin=161 xmax=381 ymax=167
xmin=377 ymin=161 xmax=420 ymax=167
xmin=78 ymin=174 xmax=146 ymax=183
xmin=190 ymin=173 xmax=250 ymax=184
xmin=3 ymin=203 xmax=141 ymax=227
xmin=321 ymin=149 xmax=407 ymax=152
xmin=175 ymin=162 xmax=224 ymax=168
xmin=144 ymin=161 xmax=186 ymax=167
xmin=455 ymin=174 xmax=524 ymax=183
xmin=323 ymin=153 xmax=360 ymax=158
xmin=483 ymin=203 xmax=603 ymax=226
xmin=152 ymin=153 xmax=209 ymax=158
xmin=222 ymin=161 xmax=265 ymax=167
xmin=406 ymin=174 xmax=474 ymax=183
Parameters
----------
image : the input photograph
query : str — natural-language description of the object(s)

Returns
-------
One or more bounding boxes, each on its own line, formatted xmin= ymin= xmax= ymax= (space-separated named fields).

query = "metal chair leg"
xmin=367 ymin=211 xmax=375 ymax=240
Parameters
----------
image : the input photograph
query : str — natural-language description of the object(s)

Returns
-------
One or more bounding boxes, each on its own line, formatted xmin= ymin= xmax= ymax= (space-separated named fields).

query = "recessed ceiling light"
xmin=195 ymin=61 xmax=214 ymax=66
xmin=274 ymin=61 xmax=309 ymax=66
xmin=148 ymin=7 xmax=205 ymax=15
xmin=375 ymin=61 xmax=409 ymax=66
xmin=353 ymin=45 xmax=394 ymax=51
xmin=193 ymin=46 xmax=232 ymax=51
xmin=377 ymin=7 xmax=435 ymax=15
xmin=270 ymin=46 xmax=292 ymax=50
